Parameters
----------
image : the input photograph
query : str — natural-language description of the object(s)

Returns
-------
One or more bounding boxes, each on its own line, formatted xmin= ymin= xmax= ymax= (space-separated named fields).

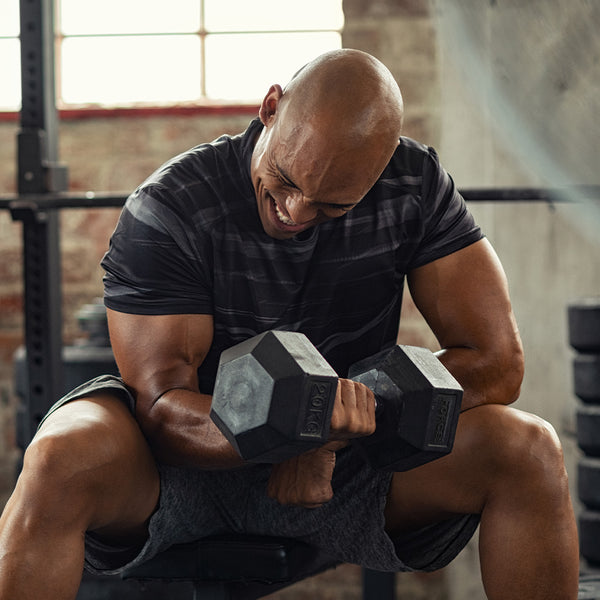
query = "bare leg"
xmin=385 ymin=404 xmax=579 ymax=600
xmin=0 ymin=395 xmax=160 ymax=600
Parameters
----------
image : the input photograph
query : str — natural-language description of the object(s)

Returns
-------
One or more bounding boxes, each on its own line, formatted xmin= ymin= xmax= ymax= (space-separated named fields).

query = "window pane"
xmin=0 ymin=1 xmax=19 ymax=37
xmin=61 ymin=35 xmax=201 ymax=105
xmin=205 ymin=0 xmax=344 ymax=32
xmin=205 ymin=32 xmax=342 ymax=101
xmin=60 ymin=0 xmax=200 ymax=35
xmin=0 ymin=39 xmax=21 ymax=110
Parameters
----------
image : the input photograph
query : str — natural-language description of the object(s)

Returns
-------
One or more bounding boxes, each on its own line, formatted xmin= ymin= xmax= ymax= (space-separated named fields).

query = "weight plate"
xmin=574 ymin=354 xmax=600 ymax=403
xmin=579 ymin=457 xmax=600 ymax=510
xmin=580 ymin=511 xmax=600 ymax=567
xmin=578 ymin=405 xmax=600 ymax=457
xmin=569 ymin=298 xmax=600 ymax=353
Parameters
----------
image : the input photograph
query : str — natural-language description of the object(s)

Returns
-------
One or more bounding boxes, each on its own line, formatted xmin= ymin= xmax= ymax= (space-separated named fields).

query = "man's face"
xmin=250 ymin=122 xmax=374 ymax=240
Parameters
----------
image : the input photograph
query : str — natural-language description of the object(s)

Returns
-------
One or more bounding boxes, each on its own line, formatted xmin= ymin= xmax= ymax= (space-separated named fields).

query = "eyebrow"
xmin=275 ymin=163 xmax=299 ymax=189
xmin=275 ymin=162 xmax=358 ymax=210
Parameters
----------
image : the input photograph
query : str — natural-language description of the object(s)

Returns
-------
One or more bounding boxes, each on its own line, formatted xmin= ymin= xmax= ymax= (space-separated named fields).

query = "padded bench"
xmin=121 ymin=535 xmax=339 ymax=599
xmin=120 ymin=534 xmax=396 ymax=599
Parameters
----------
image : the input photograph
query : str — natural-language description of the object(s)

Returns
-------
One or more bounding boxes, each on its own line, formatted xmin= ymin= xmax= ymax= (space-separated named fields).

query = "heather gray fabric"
xmin=42 ymin=377 xmax=480 ymax=575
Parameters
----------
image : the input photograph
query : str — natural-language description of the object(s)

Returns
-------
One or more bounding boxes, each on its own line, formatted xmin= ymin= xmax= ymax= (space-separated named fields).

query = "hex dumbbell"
xmin=348 ymin=344 xmax=463 ymax=471
xmin=210 ymin=330 xmax=463 ymax=470
xmin=210 ymin=331 xmax=338 ymax=463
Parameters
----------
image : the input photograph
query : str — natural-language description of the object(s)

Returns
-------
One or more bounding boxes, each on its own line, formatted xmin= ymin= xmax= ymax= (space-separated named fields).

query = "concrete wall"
xmin=342 ymin=1 xmax=599 ymax=597
xmin=0 ymin=0 xmax=598 ymax=598
xmin=434 ymin=3 xmax=600 ymax=596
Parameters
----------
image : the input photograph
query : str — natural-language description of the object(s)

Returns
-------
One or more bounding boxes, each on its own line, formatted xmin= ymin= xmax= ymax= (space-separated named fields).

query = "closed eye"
xmin=276 ymin=165 xmax=299 ymax=190
xmin=276 ymin=162 xmax=357 ymax=213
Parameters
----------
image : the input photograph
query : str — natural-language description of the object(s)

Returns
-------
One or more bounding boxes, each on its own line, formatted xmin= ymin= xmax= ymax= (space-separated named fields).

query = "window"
xmin=0 ymin=0 xmax=344 ymax=111
xmin=0 ymin=1 xmax=20 ymax=111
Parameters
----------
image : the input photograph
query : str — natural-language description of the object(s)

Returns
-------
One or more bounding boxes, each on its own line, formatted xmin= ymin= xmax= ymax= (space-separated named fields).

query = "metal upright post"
xmin=362 ymin=568 xmax=396 ymax=600
xmin=12 ymin=0 xmax=68 ymax=446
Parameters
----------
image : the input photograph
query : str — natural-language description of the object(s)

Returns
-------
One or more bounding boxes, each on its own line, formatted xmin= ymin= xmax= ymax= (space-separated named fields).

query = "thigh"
xmin=27 ymin=394 xmax=160 ymax=544
xmin=383 ymin=403 xmax=554 ymax=535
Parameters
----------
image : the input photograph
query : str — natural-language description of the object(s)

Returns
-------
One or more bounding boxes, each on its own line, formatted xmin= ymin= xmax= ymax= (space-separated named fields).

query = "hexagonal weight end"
xmin=210 ymin=331 xmax=338 ymax=463
xmin=348 ymin=345 xmax=463 ymax=471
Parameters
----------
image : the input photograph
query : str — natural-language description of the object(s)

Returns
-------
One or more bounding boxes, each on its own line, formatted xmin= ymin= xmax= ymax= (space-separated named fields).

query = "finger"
xmin=331 ymin=379 xmax=376 ymax=438
xmin=330 ymin=379 xmax=357 ymax=433
xmin=267 ymin=458 xmax=332 ymax=507
xmin=355 ymin=381 xmax=377 ymax=429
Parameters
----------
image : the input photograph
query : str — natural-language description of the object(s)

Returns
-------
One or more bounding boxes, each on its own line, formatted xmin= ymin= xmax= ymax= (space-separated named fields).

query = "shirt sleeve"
xmin=408 ymin=147 xmax=483 ymax=269
xmin=101 ymin=184 xmax=214 ymax=315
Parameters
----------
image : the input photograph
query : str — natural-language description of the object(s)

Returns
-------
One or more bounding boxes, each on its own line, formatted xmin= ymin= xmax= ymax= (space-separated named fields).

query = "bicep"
xmin=407 ymin=238 xmax=519 ymax=352
xmin=407 ymin=238 xmax=524 ymax=408
xmin=106 ymin=308 xmax=214 ymax=411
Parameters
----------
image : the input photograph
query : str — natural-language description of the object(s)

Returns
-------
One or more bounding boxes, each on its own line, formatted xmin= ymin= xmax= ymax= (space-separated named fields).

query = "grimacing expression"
xmin=249 ymin=49 xmax=404 ymax=240
xmin=251 ymin=122 xmax=383 ymax=241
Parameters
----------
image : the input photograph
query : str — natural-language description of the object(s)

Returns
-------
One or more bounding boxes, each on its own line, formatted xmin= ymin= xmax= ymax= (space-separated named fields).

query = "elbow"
xmin=135 ymin=399 xmax=165 ymax=451
xmin=494 ymin=337 xmax=525 ymax=405
xmin=134 ymin=389 xmax=176 ymax=453
xmin=135 ymin=399 xmax=182 ymax=465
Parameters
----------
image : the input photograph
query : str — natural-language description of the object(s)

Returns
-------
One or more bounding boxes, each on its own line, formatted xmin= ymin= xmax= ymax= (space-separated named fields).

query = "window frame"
xmin=0 ymin=0 xmax=344 ymax=119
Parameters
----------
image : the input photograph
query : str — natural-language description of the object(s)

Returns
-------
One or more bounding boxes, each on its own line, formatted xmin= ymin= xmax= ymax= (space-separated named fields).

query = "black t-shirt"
xmin=102 ymin=118 xmax=483 ymax=391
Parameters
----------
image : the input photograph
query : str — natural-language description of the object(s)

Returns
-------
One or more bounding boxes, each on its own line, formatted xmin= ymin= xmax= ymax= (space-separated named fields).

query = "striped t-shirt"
xmin=102 ymin=118 xmax=482 ymax=392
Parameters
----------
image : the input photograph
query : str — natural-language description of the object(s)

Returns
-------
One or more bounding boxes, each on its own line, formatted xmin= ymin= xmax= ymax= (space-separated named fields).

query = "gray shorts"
xmin=41 ymin=376 xmax=480 ymax=576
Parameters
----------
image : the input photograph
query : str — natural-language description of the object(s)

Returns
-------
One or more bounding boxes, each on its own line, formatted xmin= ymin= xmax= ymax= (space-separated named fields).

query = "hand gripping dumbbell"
xmin=210 ymin=330 xmax=338 ymax=463
xmin=210 ymin=330 xmax=463 ymax=470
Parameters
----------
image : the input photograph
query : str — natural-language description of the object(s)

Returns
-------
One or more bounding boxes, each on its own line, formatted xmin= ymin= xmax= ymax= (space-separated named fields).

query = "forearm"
xmin=137 ymin=388 xmax=246 ymax=469
xmin=435 ymin=343 xmax=524 ymax=412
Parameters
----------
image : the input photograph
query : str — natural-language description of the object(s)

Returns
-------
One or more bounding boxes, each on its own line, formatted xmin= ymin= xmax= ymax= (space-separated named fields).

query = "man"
xmin=0 ymin=49 xmax=578 ymax=599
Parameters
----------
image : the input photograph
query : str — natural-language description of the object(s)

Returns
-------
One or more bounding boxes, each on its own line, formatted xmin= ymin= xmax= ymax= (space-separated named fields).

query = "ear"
xmin=258 ymin=85 xmax=284 ymax=127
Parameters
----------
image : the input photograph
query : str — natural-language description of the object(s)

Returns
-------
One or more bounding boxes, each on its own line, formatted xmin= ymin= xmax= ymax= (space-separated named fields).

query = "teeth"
xmin=274 ymin=201 xmax=296 ymax=226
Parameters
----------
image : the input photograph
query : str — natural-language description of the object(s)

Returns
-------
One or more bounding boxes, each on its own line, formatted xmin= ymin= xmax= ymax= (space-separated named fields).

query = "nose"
xmin=285 ymin=194 xmax=319 ymax=224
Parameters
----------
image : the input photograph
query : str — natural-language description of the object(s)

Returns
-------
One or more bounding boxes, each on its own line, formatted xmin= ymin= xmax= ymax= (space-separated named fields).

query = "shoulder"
xmin=361 ymin=136 xmax=433 ymax=209
xmin=144 ymin=123 xmax=256 ymax=196
xmin=372 ymin=136 xmax=457 ymax=208
xmin=384 ymin=136 xmax=442 ymax=178
xmin=122 ymin=120 xmax=260 ymax=227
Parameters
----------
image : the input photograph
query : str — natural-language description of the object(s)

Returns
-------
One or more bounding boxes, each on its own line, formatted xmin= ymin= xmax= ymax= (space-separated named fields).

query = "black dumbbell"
xmin=348 ymin=345 xmax=463 ymax=471
xmin=210 ymin=331 xmax=339 ymax=463
xmin=210 ymin=330 xmax=463 ymax=470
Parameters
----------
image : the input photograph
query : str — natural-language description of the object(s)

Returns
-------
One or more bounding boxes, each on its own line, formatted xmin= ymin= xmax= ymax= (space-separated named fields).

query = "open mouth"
xmin=268 ymin=196 xmax=307 ymax=234
xmin=259 ymin=188 xmax=317 ymax=239
xmin=273 ymin=201 xmax=297 ymax=226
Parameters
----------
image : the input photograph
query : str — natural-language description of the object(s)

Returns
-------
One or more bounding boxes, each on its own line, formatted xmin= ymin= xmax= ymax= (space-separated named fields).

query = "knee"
xmin=511 ymin=413 xmax=565 ymax=476
xmin=475 ymin=406 xmax=568 ymax=492
xmin=21 ymin=399 xmax=137 ymax=497
xmin=12 ymin=399 xmax=158 ymax=537
xmin=23 ymin=426 xmax=115 ymax=499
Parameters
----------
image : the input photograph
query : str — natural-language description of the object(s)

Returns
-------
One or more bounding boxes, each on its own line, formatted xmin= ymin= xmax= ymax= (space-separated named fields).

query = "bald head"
xmin=281 ymin=49 xmax=404 ymax=138
xmin=259 ymin=49 xmax=404 ymax=194
xmin=251 ymin=50 xmax=405 ymax=239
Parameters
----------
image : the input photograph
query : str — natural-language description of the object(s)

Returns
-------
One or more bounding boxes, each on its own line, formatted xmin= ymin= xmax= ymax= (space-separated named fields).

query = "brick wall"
xmin=0 ymin=112 xmax=254 ymax=502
